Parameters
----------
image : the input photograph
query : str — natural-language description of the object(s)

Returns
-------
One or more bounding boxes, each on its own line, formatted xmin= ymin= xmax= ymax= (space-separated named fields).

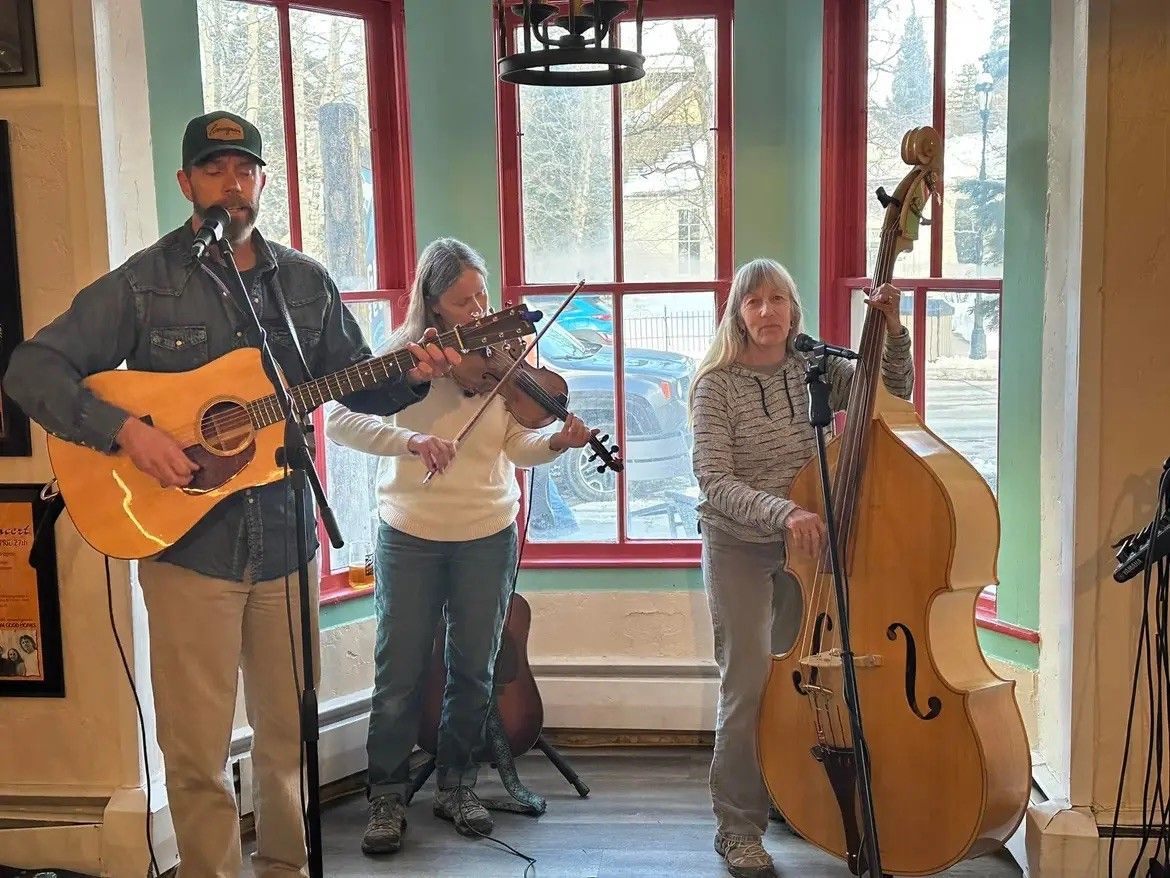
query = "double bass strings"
xmin=795 ymin=342 xmax=881 ymax=751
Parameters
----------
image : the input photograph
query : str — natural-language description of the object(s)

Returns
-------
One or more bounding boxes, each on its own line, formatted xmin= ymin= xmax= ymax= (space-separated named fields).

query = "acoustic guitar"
xmin=45 ymin=306 xmax=537 ymax=560
xmin=417 ymin=592 xmax=543 ymax=760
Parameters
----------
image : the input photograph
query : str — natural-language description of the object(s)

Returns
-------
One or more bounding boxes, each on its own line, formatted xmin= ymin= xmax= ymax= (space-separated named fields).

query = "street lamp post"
xmin=969 ymin=69 xmax=994 ymax=361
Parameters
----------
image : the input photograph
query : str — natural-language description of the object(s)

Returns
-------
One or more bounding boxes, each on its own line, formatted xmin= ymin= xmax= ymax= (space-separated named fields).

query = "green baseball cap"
xmin=182 ymin=110 xmax=266 ymax=168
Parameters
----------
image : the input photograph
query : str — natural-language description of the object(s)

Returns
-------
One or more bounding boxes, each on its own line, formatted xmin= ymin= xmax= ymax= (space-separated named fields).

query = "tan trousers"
xmin=702 ymin=524 xmax=802 ymax=841
xmin=139 ymin=558 xmax=320 ymax=878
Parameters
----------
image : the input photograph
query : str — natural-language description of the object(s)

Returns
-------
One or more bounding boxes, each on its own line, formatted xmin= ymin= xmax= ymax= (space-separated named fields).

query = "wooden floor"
xmin=245 ymin=747 xmax=1024 ymax=878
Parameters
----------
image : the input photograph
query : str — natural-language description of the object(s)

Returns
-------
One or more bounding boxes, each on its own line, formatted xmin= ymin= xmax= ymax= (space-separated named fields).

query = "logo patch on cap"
xmin=207 ymin=118 xmax=245 ymax=142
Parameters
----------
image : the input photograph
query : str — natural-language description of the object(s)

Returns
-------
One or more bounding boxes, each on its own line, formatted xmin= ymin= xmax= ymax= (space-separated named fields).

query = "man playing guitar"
xmin=4 ymin=110 xmax=458 ymax=878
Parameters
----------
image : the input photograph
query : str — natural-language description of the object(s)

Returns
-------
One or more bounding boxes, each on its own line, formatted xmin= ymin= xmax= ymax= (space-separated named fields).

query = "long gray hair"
xmin=689 ymin=258 xmax=804 ymax=410
xmin=387 ymin=237 xmax=488 ymax=349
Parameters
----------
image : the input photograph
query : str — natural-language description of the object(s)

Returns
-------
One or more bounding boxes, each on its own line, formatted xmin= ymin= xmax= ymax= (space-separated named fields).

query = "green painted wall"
xmin=140 ymin=0 xmax=203 ymax=230
xmin=733 ymin=0 xmax=824 ymax=332
xmin=138 ymin=0 xmax=1046 ymax=669
xmin=989 ymin=0 xmax=1049 ymax=639
xmin=405 ymin=0 xmax=503 ymax=281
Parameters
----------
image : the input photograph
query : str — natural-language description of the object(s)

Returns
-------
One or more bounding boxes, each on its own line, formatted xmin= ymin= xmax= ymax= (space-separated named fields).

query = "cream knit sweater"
xmin=324 ymin=377 xmax=564 ymax=542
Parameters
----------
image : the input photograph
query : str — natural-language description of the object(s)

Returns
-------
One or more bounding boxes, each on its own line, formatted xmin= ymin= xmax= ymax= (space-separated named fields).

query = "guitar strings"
xmin=150 ymin=323 xmax=512 ymax=450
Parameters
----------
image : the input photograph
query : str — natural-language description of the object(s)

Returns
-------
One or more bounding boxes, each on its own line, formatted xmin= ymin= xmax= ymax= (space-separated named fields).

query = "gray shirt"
xmin=690 ymin=328 xmax=913 ymax=543
xmin=5 ymin=223 xmax=427 ymax=581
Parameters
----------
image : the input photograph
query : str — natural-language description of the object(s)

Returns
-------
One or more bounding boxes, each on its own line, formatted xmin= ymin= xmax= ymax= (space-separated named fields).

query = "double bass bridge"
xmin=799 ymin=651 xmax=884 ymax=710
xmin=799 ymin=649 xmax=884 ymax=673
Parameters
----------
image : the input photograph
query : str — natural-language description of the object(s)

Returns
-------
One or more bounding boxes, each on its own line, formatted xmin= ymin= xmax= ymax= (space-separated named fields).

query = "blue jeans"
xmin=366 ymin=522 xmax=518 ymax=801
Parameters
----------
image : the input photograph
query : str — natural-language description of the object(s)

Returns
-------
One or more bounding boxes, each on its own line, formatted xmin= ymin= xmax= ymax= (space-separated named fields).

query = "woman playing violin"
xmin=325 ymin=237 xmax=593 ymax=856
xmin=689 ymin=258 xmax=912 ymax=878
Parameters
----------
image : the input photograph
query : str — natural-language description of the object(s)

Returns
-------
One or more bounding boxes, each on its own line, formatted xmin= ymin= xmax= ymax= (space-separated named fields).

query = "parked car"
xmin=552 ymin=295 xmax=614 ymax=345
xmin=533 ymin=322 xmax=694 ymax=504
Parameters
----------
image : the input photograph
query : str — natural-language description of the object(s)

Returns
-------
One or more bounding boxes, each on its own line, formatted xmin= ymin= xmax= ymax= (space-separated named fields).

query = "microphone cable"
xmin=105 ymin=555 xmax=163 ymax=878
xmin=1111 ymin=460 xmax=1170 ymax=877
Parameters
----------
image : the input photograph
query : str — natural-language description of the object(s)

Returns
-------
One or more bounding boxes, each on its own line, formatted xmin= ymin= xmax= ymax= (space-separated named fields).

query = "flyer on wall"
xmin=0 ymin=484 xmax=63 ymax=697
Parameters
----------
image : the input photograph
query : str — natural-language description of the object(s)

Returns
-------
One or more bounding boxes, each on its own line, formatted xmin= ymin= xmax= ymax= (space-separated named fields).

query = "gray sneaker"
xmin=361 ymin=794 xmax=406 ymax=854
xmin=714 ymin=833 xmax=779 ymax=878
xmin=433 ymin=785 xmax=494 ymax=836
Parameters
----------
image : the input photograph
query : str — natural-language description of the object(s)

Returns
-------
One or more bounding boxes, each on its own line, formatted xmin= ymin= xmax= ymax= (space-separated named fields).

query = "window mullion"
xmin=275 ymin=4 xmax=303 ymax=252
xmin=930 ymin=0 xmax=947 ymax=278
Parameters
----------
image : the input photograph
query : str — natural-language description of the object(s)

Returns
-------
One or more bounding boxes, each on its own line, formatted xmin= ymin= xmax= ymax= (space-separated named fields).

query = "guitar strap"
xmin=29 ymin=482 xmax=64 ymax=573
xmin=267 ymin=270 xmax=314 ymax=386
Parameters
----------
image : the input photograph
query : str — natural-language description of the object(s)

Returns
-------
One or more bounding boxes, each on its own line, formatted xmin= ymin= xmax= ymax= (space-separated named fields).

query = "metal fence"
xmin=624 ymin=308 xmax=714 ymax=359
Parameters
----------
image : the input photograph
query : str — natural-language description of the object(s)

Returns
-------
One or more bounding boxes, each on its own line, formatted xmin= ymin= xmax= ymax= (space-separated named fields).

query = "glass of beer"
xmin=347 ymin=541 xmax=374 ymax=589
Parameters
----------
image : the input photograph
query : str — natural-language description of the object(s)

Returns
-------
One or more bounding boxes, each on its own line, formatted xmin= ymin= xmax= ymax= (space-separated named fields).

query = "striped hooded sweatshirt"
xmin=690 ymin=328 xmax=913 ymax=543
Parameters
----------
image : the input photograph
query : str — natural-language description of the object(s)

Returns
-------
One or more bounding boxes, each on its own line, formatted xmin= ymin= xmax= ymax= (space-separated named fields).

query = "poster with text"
xmin=0 ymin=485 xmax=62 ymax=696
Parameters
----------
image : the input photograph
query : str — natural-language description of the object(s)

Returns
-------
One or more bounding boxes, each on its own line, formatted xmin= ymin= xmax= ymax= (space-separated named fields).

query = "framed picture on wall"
xmin=0 ymin=484 xmax=64 ymax=698
xmin=0 ymin=120 xmax=30 ymax=457
xmin=0 ymin=0 xmax=39 ymax=89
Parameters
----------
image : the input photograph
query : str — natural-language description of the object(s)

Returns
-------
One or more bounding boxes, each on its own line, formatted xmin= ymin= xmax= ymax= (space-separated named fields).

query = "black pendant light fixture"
xmin=497 ymin=0 xmax=646 ymax=87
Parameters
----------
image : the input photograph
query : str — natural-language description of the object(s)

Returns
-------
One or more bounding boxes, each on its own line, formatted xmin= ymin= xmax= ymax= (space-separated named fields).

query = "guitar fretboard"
xmin=243 ymin=327 xmax=463 ymax=429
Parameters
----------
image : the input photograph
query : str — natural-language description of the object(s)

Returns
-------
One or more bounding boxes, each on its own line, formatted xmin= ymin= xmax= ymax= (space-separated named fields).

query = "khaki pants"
xmin=701 ymin=524 xmax=802 ymax=841
xmin=139 ymin=559 xmax=320 ymax=878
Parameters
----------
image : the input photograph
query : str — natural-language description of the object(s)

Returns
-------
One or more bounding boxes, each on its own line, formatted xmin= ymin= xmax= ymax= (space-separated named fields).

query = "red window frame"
xmin=820 ymin=0 xmax=1035 ymax=644
xmin=217 ymin=0 xmax=415 ymax=603
xmin=495 ymin=0 xmax=734 ymax=568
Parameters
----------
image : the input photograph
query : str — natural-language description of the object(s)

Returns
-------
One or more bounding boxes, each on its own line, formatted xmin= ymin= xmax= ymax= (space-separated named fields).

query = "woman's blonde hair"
xmin=688 ymin=258 xmax=804 ymax=410
xmin=386 ymin=237 xmax=487 ymax=350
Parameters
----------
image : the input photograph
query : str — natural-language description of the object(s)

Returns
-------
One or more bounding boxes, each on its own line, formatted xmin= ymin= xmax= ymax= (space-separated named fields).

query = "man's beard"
xmin=196 ymin=200 xmax=259 ymax=243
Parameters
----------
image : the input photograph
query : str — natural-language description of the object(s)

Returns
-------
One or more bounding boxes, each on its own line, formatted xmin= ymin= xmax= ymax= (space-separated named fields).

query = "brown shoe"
xmin=361 ymin=794 xmax=406 ymax=854
xmin=715 ymin=833 xmax=779 ymax=878
xmin=433 ymin=785 xmax=494 ymax=836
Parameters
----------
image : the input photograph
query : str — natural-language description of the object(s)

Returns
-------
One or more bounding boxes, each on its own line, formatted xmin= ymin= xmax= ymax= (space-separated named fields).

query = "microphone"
xmin=191 ymin=205 xmax=231 ymax=260
xmin=794 ymin=333 xmax=859 ymax=360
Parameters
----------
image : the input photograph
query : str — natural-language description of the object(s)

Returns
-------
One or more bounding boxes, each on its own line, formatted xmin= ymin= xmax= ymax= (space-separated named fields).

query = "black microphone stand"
xmin=804 ymin=344 xmax=884 ymax=878
xmin=207 ymin=231 xmax=335 ymax=878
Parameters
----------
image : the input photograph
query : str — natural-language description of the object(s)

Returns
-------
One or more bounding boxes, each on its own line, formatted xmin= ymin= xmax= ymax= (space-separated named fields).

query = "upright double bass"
xmin=757 ymin=128 xmax=1030 ymax=875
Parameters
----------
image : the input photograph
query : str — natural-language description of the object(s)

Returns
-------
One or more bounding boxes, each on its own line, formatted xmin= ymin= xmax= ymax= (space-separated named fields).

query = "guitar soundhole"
xmin=199 ymin=400 xmax=254 ymax=456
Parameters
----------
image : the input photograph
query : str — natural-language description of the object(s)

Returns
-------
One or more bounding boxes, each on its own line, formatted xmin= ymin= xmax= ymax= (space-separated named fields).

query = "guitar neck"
xmin=246 ymin=327 xmax=461 ymax=428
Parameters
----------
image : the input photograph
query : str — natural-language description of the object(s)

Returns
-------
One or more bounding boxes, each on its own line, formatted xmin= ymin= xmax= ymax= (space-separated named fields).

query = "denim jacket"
xmin=5 ymin=223 xmax=428 ymax=582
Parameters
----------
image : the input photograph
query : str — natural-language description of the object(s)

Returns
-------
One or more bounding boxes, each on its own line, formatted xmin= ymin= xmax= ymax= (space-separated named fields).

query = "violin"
xmin=448 ymin=334 xmax=624 ymax=476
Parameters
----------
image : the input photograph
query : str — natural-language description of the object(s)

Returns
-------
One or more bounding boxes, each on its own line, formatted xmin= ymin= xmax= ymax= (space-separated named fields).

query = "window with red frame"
xmin=496 ymin=0 xmax=732 ymax=566
xmin=823 ymin=0 xmax=1009 ymax=498
xmin=822 ymin=0 xmax=1017 ymax=633
xmin=196 ymin=0 xmax=414 ymax=602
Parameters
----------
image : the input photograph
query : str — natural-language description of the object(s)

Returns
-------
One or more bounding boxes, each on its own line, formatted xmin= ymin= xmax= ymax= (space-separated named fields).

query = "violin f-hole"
xmin=886 ymin=622 xmax=942 ymax=721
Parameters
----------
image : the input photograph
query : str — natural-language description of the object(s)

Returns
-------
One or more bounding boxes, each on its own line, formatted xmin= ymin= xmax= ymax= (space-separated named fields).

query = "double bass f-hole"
xmin=792 ymin=611 xmax=834 ymax=695
xmin=886 ymin=622 xmax=942 ymax=721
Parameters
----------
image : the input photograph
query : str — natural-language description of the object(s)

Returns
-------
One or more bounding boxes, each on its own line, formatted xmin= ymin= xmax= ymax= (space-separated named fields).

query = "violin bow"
xmin=421 ymin=278 xmax=587 ymax=485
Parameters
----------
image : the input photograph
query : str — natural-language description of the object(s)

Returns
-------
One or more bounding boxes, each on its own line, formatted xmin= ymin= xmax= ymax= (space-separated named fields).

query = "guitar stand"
xmin=532 ymin=736 xmax=590 ymax=798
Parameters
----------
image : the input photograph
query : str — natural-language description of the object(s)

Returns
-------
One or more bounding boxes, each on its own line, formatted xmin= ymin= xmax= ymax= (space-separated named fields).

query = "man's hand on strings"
xmin=117 ymin=416 xmax=200 ymax=488
xmin=406 ymin=327 xmax=462 ymax=385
